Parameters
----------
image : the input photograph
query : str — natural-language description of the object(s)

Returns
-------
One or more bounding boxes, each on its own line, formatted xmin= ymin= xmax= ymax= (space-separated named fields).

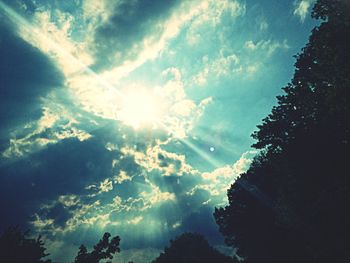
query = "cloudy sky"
xmin=0 ymin=0 xmax=317 ymax=262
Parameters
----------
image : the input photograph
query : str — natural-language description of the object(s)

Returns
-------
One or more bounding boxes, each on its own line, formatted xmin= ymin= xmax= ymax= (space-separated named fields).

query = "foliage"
xmin=151 ymin=233 xmax=238 ymax=263
xmin=215 ymin=0 xmax=350 ymax=262
xmin=0 ymin=226 xmax=51 ymax=263
xmin=74 ymin=232 xmax=120 ymax=263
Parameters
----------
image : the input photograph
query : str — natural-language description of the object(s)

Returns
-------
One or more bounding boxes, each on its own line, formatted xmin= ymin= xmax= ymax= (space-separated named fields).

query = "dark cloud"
xmin=0 ymin=21 xmax=64 ymax=140
xmin=0 ymin=129 xmax=119 ymax=231
xmin=92 ymin=0 xmax=180 ymax=70
xmin=0 ymin=18 xmax=65 ymax=230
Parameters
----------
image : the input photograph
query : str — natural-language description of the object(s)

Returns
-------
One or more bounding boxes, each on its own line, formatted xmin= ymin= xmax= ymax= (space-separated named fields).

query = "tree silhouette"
xmin=151 ymin=232 xmax=238 ymax=263
xmin=215 ymin=0 xmax=350 ymax=262
xmin=0 ymin=226 xmax=51 ymax=263
xmin=74 ymin=232 xmax=120 ymax=263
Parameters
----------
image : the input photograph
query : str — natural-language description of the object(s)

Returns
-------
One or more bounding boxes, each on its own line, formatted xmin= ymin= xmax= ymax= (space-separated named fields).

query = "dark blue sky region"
xmin=0 ymin=0 xmax=317 ymax=262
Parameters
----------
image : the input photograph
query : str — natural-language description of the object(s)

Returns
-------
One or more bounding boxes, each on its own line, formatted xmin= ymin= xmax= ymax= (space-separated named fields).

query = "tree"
xmin=0 ymin=227 xmax=51 ymax=263
xmin=74 ymin=232 xmax=121 ymax=263
xmin=215 ymin=0 xmax=350 ymax=262
xmin=151 ymin=232 xmax=238 ymax=263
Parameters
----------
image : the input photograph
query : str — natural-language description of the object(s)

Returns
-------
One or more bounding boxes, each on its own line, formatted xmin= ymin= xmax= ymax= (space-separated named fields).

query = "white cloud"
xmin=31 ymin=214 xmax=55 ymax=229
xmin=244 ymin=39 xmax=289 ymax=56
xmin=244 ymin=40 xmax=258 ymax=50
xmin=121 ymin=140 xmax=197 ymax=177
xmin=171 ymin=100 xmax=197 ymax=117
xmin=1 ymin=100 xmax=91 ymax=159
xmin=114 ymin=170 xmax=132 ymax=184
xmin=82 ymin=0 xmax=112 ymax=25
xmin=212 ymin=53 xmax=240 ymax=76
xmin=127 ymin=216 xmax=143 ymax=225
xmin=14 ymin=7 xmax=93 ymax=76
xmin=157 ymin=67 xmax=213 ymax=137
xmin=141 ymin=186 xmax=176 ymax=205
xmin=260 ymin=20 xmax=269 ymax=31
xmin=98 ymin=178 xmax=113 ymax=193
xmin=193 ymin=52 xmax=240 ymax=86
xmin=246 ymin=64 xmax=259 ymax=75
xmin=105 ymin=142 xmax=118 ymax=152
xmin=188 ymin=150 xmax=257 ymax=203
xmin=58 ymin=195 xmax=80 ymax=207
xmin=293 ymin=0 xmax=315 ymax=22
xmin=186 ymin=0 xmax=245 ymax=45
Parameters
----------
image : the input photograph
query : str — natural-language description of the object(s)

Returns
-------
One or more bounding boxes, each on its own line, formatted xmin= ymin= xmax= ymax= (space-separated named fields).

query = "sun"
xmin=118 ymin=88 xmax=162 ymax=129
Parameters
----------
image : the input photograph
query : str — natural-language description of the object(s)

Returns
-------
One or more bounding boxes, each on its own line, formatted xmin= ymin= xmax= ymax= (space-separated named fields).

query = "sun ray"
xmin=0 ymin=1 xmax=124 ymax=108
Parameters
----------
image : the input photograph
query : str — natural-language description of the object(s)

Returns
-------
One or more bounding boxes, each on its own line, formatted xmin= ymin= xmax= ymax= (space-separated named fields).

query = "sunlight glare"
xmin=119 ymin=89 xmax=162 ymax=129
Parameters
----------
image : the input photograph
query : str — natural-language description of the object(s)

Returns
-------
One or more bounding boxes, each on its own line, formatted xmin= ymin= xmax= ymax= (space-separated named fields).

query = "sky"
xmin=0 ymin=0 xmax=317 ymax=262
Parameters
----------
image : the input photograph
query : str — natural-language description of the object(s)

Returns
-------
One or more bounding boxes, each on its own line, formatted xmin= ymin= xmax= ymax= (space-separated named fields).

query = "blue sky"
xmin=0 ymin=0 xmax=317 ymax=262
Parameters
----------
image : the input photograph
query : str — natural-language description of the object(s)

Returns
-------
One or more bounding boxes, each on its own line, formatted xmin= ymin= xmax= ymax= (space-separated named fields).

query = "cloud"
xmin=0 ymin=17 xmax=64 ymax=141
xmin=193 ymin=52 xmax=240 ymax=86
xmin=91 ymin=0 xmax=180 ymax=69
xmin=1 ymin=99 xmax=92 ymax=159
xmin=26 ymin=132 xmax=192 ymax=236
xmin=1 ymin=1 xmax=301 ymax=262
xmin=9 ymin=121 xmax=256 ymax=262
xmin=114 ymin=170 xmax=132 ymax=184
xmin=259 ymin=20 xmax=268 ymax=31
xmin=185 ymin=0 xmax=245 ymax=46
xmin=127 ymin=216 xmax=143 ymax=225
xmin=1 ymin=1 xmax=213 ymax=146
xmin=31 ymin=175 xmax=177 ymax=235
xmin=293 ymin=0 xmax=315 ymax=22
xmin=82 ymin=0 xmax=113 ymax=26
xmin=141 ymin=187 xmax=176 ymax=205
xmin=244 ymin=39 xmax=289 ymax=56
xmin=120 ymin=140 xmax=196 ymax=177
xmin=0 ymin=3 xmax=93 ymax=77
xmin=21 ymin=124 xmax=239 ymax=249
xmin=0 ymin=126 xmax=124 ymax=229
xmin=99 ymin=0 xmax=245 ymax=83
xmin=98 ymin=178 xmax=114 ymax=193
xmin=187 ymin=151 xmax=257 ymax=205
xmin=156 ymin=67 xmax=213 ymax=138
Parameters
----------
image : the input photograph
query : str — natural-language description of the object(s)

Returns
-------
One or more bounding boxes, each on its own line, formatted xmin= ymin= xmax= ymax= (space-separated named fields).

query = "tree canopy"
xmin=0 ymin=228 xmax=121 ymax=263
xmin=151 ymin=233 xmax=237 ymax=263
xmin=74 ymin=232 xmax=120 ymax=263
xmin=0 ymin=227 xmax=51 ymax=263
xmin=215 ymin=0 xmax=350 ymax=262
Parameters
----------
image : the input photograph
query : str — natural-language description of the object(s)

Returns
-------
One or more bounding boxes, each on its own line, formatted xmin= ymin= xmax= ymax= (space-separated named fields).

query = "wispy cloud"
xmin=193 ymin=52 xmax=240 ymax=86
xmin=244 ymin=39 xmax=289 ymax=56
xmin=2 ymin=100 xmax=92 ymax=159
xmin=293 ymin=0 xmax=315 ymax=22
xmin=188 ymin=151 xmax=257 ymax=205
